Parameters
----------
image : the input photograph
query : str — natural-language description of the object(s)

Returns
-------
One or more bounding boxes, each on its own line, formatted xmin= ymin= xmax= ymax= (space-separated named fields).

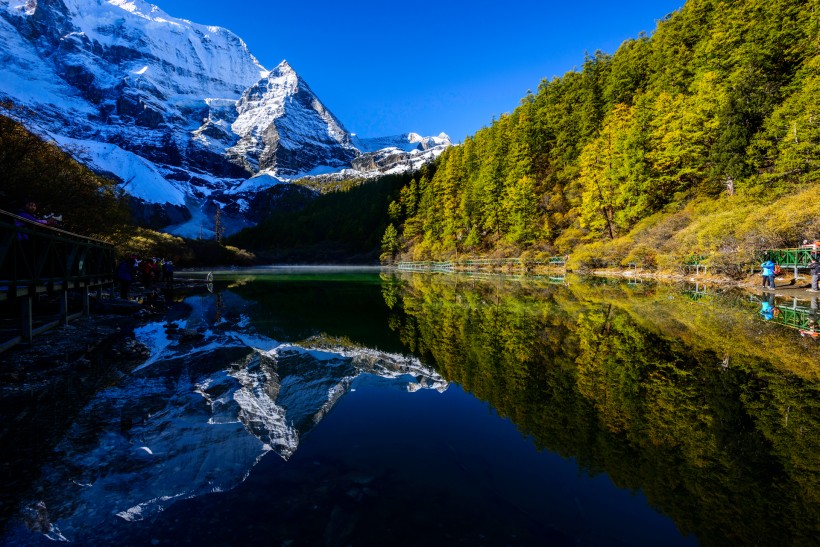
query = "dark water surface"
xmin=2 ymin=268 xmax=819 ymax=545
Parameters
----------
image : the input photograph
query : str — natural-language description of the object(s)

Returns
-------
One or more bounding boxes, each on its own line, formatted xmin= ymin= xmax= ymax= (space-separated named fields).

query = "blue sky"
xmin=160 ymin=1 xmax=684 ymax=141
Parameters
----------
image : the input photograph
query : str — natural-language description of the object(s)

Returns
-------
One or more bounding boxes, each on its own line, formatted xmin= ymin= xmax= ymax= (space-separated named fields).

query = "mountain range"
xmin=0 ymin=0 xmax=451 ymax=236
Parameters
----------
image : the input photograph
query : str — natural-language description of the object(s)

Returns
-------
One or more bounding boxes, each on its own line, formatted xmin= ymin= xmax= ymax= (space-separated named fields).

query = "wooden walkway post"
xmin=20 ymin=295 xmax=32 ymax=344
xmin=1 ymin=208 xmax=115 ymax=351
xmin=81 ymin=285 xmax=90 ymax=317
xmin=59 ymin=288 xmax=69 ymax=326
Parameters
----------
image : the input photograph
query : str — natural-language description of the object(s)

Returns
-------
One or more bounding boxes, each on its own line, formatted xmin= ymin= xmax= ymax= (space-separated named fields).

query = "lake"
xmin=2 ymin=268 xmax=819 ymax=545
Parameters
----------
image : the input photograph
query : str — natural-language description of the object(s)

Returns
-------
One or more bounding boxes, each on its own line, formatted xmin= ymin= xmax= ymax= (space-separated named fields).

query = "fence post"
xmin=81 ymin=285 xmax=90 ymax=317
xmin=20 ymin=295 xmax=32 ymax=343
xmin=59 ymin=289 xmax=69 ymax=326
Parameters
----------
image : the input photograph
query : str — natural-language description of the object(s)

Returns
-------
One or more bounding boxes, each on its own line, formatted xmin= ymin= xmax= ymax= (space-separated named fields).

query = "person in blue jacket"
xmin=761 ymin=258 xmax=776 ymax=290
xmin=759 ymin=299 xmax=775 ymax=320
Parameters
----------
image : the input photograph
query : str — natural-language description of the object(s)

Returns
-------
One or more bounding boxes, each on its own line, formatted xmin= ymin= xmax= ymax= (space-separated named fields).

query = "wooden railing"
xmin=0 ymin=209 xmax=115 ymax=351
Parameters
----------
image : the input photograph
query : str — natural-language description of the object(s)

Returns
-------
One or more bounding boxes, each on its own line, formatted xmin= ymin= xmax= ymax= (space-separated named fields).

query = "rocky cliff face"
xmin=0 ymin=0 xmax=451 ymax=234
xmin=227 ymin=61 xmax=359 ymax=177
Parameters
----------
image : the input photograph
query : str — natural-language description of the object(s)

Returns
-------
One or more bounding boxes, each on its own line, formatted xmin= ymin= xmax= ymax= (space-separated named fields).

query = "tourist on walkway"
xmin=808 ymin=255 xmax=820 ymax=292
xmin=14 ymin=199 xmax=55 ymax=240
xmin=761 ymin=258 xmax=776 ymax=290
xmin=163 ymin=259 xmax=174 ymax=285
xmin=140 ymin=258 xmax=155 ymax=289
xmin=115 ymin=256 xmax=135 ymax=299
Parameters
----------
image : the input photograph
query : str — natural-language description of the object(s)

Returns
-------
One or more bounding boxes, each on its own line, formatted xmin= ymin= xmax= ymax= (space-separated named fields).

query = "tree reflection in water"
xmin=3 ymin=271 xmax=818 ymax=545
xmin=385 ymin=272 xmax=820 ymax=545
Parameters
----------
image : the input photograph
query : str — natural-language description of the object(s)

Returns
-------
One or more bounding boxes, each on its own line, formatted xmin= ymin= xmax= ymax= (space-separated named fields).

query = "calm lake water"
xmin=2 ymin=268 xmax=819 ymax=545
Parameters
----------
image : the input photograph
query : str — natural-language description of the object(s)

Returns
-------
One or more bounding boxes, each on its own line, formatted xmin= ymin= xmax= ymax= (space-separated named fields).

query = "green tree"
xmin=380 ymin=223 xmax=400 ymax=263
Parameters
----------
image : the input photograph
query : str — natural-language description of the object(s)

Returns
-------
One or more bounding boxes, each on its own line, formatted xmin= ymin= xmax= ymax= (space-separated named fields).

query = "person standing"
xmin=163 ymin=260 xmax=174 ymax=285
xmin=808 ymin=255 xmax=820 ymax=292
xmin=140 ymin=258 xmax=154 ymax=289
xmin=115 ymin=256 xmax=134 ymax=299
xmin=761 ymin=258 xmax=776 ymax=290
xmin=15 ymin=199 xmax=54 ymax=237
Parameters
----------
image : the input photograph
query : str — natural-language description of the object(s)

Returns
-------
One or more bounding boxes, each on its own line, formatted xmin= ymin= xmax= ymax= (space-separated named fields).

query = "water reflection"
xmin=761 ymin=293 xmax=819 ymax=338
xmin=386 ymin=273 xmax=820 ymax=545
xmin=3 ymin=271 xmax=818 ymax=545
xmin=4 ymin=285 xmax=445 ymax=544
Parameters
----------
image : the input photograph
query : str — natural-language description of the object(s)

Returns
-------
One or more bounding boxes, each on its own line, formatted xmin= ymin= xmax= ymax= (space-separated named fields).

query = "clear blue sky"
xmin=159 ymin=1 xmax=684 ymax=141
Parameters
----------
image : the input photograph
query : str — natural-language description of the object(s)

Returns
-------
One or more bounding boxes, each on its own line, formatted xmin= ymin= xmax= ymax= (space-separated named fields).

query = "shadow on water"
xmin=1 ymin=269 xmax=818 ymax=545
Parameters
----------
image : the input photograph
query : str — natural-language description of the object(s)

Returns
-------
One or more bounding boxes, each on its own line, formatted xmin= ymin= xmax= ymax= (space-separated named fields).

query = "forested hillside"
xmin=0 ymin=109 xmax=254 ymax=266
xmin=229 ymin=173 xmax=416 ymax=263
xmin=384 ymin=0 xmax=820 ymax=272
xmin=0 ymin=108 xmax=129 ymax=235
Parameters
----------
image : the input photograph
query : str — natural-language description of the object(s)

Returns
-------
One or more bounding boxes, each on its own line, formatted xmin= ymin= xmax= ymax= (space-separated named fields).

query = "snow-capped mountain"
xmin=227 ymin=61 xmax=359 ymax=177
xmin=0 ymin=0 xmax=451 ymax=234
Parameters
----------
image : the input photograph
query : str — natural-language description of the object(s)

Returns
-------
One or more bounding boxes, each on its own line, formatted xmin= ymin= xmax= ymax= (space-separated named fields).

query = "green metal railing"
xmin=396 ymin=261 xmax=454 ymax=272
xmin=762 ymin=248 xmax=819 ymax=269
xmin=397 ymin=256 xmax=568 ymax=273
xmin=771 ymin=300 xmax=818 ymax=331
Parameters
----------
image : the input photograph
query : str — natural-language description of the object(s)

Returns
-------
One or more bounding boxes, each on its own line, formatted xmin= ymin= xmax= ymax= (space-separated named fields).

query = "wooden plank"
xmin=32 ymin=319 xmax=60 ymax=337
xmin=0 ymin=335 xmax=22 ymax=353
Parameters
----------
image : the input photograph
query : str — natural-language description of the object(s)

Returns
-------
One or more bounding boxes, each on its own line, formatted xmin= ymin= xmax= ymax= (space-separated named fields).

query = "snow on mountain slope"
xmin=1 ymin=0 xmax=266 ymax=119
xmin=230 ymin=173 xmax=287 ymax=195
xmin=0 ymin=0 xmax=452 ymax=231
xmin=0 ymin=10 xmax=93 ymax=117
xmin=353 ymin=132 xmax=453 ymax=153
xmin=53 ymin=135 xmax=186 ymax=205
xmin=227 ymin=61 xmax=359 ymax=176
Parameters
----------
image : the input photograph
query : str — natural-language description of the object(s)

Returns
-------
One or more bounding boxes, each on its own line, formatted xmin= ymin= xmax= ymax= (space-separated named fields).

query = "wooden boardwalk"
xmin=0 ymin=209 xmax=115 ymax=352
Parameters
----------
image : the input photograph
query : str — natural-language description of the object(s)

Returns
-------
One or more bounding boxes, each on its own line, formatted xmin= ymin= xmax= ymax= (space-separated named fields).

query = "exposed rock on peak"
xmin=0 ymin=0 xmax=452 ymax=234
xmin=227 ymin=60 xmax=359 ymax=176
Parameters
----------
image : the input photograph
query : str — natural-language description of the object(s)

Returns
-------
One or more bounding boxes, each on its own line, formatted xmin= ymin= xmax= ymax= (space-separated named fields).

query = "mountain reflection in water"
xmin=2 ymin=270 xmax=818 ymax=545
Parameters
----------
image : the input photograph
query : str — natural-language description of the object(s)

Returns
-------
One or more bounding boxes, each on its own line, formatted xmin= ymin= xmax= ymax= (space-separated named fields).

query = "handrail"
xmin=762 ymin=248 xmax=819 ymax=268
xmin=396 ymin=256 xmax=568 ymax=273
xmin=0 ymin=208 xmax=115 ymax=293
xmin=0 ymin=208 xmax=112 ymax=245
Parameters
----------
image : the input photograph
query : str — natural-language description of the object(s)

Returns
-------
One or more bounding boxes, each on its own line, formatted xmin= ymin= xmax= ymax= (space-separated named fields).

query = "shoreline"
xmin=391 ymin=261 xmax=819 ymax=300
xmin=583 ymin=267 xmax=819 ymax=299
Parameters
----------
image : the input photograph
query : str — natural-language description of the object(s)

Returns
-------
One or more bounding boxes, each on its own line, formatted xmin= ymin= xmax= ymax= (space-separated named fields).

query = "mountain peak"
xmin=228 ymin=60 xmax=357 ymax=176
xmin=0 ymin=0 xmax=452 ymax=231
xmin=276 ymin=60 xmax=293 ymax=72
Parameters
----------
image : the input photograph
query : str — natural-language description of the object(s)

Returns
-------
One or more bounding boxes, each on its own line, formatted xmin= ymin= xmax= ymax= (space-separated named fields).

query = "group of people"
xmin=760 ymin=255 xmax=820 ymax=292
xmin=115 ymin=255 xmax=174 ymax=299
